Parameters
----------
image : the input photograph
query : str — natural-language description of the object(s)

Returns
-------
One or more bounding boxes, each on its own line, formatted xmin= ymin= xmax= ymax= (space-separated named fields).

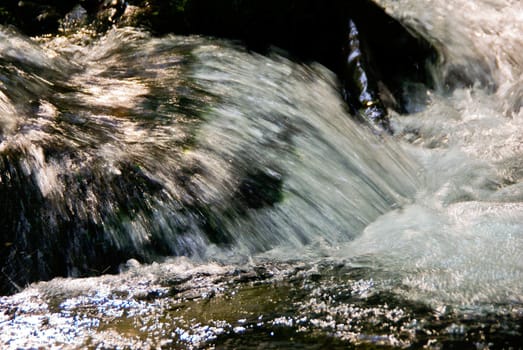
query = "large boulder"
xmin=0 ymin=1 xmax=437 ymax=294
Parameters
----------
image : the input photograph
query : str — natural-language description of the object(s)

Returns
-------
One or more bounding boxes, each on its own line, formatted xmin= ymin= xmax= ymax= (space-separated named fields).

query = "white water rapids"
xmin=0 ymin=0 xmax=522 ymax=348
xmin=190 ymin=0 xmax=523 ymax=307
xmin=346 ymin=0 xmax=523 ymax=306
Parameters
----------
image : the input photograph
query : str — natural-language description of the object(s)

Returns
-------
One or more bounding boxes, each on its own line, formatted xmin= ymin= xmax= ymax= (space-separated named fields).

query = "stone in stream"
xmin=0 ymin=0 xmax=437 ymax=294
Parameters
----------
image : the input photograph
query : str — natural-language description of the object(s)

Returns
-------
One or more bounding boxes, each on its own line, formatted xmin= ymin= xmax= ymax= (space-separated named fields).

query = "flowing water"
xmin=1 ymin=0 xmax=522 ymax=348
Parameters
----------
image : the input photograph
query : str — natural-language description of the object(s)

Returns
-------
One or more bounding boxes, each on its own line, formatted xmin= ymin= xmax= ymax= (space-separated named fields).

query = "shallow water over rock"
xmin=2 ymin=258 xmax=522 ymax=348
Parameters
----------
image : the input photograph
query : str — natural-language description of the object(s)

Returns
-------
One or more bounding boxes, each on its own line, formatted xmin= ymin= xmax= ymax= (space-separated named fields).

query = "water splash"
xmin=0 ymin=25 xmax=419 ymax=293
xmin=338 ymin=0 xmax=523 ymax=307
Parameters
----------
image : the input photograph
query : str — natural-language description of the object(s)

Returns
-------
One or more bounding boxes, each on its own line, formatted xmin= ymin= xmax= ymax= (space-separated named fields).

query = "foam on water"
xmin=331 ymin=0 xmax=523 ymax=307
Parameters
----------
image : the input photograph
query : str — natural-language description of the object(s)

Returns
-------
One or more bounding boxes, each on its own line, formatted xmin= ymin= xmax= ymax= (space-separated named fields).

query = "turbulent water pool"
xmin=1 ymin=0 xmax=522 ymax=348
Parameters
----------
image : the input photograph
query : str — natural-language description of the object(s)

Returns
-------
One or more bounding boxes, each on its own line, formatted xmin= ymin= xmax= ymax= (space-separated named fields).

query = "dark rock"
xmin=0 ymin=1 xmax=76 ymax=35
xmin=345 ymin=0 xmax=437 ymax=112
xmin=237 ymin=169 xmax=283 ymax=210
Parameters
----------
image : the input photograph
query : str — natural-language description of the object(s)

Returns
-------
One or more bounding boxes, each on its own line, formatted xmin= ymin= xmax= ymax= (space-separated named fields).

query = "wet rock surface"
xmin=1 ymin=258 xmax=522 ymax=349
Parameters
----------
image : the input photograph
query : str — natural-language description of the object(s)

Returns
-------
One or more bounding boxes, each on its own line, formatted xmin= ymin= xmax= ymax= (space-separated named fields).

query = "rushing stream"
xmin=1 ymin=0 xmax=522 ymax=348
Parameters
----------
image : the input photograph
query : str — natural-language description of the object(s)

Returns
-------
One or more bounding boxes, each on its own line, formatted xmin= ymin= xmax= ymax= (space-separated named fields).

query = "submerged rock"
xmin=236 ymin=169 xmax=284 ymax=210
xmin=0 ymin=25 xmax=419 ymax=294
